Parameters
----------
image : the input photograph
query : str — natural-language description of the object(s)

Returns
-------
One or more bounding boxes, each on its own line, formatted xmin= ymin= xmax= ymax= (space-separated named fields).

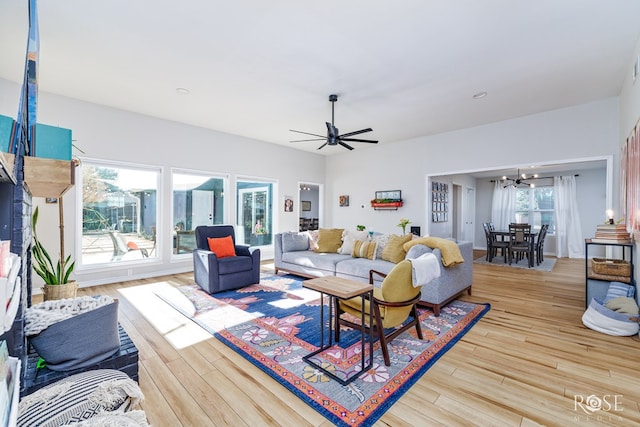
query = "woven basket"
xmin=42 ymin=281 xmax=79 ymax=301
xmin=591 ymin=258 xmax=630 ymax=277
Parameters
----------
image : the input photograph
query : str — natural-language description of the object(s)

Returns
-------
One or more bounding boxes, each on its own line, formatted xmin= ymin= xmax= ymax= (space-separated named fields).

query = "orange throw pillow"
xmin=207 ymin=236 xmax=236 ymax=258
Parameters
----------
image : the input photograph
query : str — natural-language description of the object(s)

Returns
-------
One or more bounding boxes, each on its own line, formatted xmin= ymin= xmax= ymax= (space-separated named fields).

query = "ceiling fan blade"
xmin=317 ymin=142 xmax=328 ymax=150
xmin=290 ymin=138 xmax=326 ymax=143
xmin=338 ymin=128 xmax=373 ymax=138
xmin=339 ymin=141 xmax=354 ymax=150
xmin=340 ymin=138 xmax=378 ymax=144
xmin=290 ymin=129 xmax=326 ymax=138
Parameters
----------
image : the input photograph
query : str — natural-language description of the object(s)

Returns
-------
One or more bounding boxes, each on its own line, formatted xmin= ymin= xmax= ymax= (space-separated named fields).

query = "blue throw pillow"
xmin=603 ymin=281 xmax=635 ymax=303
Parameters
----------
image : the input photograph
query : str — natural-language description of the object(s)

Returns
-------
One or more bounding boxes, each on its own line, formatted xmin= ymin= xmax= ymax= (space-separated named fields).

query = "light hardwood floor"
xmin=52 ymin=254 xmax=640 ymax=426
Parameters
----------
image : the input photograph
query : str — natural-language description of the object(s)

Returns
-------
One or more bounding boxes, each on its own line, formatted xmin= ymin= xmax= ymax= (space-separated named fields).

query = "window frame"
xmin=76 ymin=158 xmax=162 ymax=270
xmin=515 ymin=185 xmax=555 ymax=234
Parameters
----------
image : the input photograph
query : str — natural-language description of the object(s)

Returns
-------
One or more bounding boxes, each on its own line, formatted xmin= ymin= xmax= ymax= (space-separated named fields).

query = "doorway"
xmin=298 ymin=183 xmax=321 ymax=231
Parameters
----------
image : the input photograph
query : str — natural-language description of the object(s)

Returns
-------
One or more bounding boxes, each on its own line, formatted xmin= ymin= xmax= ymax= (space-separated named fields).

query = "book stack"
xmin=591 ymin=223 xmax=631 ymax=243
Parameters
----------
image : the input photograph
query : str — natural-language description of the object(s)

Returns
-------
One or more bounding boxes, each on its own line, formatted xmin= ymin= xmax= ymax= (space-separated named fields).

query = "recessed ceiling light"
xmin=176 ymin=88 xmax=190 ymax=95
xmin=472 ymin=91 xmax=487 ymax=99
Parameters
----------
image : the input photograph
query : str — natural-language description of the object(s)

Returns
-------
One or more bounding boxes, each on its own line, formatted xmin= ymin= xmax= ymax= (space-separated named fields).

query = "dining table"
xmin=490 ymin=229 xmax=539 ymax=267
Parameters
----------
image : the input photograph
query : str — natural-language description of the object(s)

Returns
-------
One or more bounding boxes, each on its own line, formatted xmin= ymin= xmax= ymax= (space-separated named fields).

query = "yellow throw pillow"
xmin=352 ymin=240 xmax=378 ymax=260
xmin=381 ymin=233 xmax=413 ymax=263
xmin=315 ymin=228 xmax=344 ymax=253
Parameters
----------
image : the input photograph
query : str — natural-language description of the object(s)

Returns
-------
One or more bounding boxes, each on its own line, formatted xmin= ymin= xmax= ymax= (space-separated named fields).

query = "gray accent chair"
xmin=193 ymin=225 xmax=260 ymax=293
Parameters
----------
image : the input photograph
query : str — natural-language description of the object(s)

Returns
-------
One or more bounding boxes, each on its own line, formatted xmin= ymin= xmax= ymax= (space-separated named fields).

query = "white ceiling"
xmin=1 ymin=1 xmax=640 ymax=155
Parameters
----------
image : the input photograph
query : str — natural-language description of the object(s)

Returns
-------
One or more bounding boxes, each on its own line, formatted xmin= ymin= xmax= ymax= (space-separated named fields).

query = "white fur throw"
xmin=25 ymin=295 xmax=115 ymax=336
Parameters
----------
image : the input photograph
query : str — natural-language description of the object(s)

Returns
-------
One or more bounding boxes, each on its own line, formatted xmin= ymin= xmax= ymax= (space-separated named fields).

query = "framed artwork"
xmin=45 ymin=197 xmax=58 ymax=204
xmin=301 ymin=201 xmax=311 ymax=211
xmin=431 ymin=181 xmax=449 ymax=222
xmin=339 ymin=195 xmax=349 ymax=207
xmin=284 ymin=196 xmax=293 ymax=212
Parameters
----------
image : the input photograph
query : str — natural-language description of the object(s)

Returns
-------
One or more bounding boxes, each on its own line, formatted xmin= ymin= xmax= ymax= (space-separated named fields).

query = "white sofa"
xmin=274 ymin=231 xmax=473 ymax=316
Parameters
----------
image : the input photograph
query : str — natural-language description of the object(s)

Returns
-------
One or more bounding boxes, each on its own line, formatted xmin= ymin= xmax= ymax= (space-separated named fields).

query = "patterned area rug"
xmin=155 ymin=275 xmax=490 ymax=427
xmin=474 ymin=255 xmax=556 ymax=272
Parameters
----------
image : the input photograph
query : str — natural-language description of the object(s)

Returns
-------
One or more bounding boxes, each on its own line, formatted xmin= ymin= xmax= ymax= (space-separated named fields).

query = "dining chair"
xmin=482 ymin=223 xmax=493 ymax=261
xmin=535 ymin=224 xmax=549 ymax=265
xmin=508 ymin=223 xmax=534 ymax=267
xmin=483 ymin=222 xmax=508 ymax=262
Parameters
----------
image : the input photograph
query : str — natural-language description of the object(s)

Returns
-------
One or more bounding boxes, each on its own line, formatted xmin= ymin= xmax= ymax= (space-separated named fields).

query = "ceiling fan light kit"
xmin=290 ymin=94 xmax=378 ymax=151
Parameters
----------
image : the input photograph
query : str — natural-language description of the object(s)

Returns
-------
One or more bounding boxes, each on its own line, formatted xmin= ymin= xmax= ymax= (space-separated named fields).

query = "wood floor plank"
xmin=74 ymin=256 xmax=640 ymax=426
xmin=137 ymin=362 xmax=183 ymax=427
xmin=142 ymin=356 xmax=213 ymax=426
xmin=166 ymin=357 xmax=248 ymax=426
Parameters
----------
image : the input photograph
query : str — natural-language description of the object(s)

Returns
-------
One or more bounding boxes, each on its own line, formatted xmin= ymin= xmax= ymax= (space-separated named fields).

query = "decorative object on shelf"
xmin=397 ymin=218 xmax=411 ymax=235
xmin=431 ymin=181 xmax=448 ymax=222
xmin=371 ymin=190 xmax=403 ymax=210
xmin=410 ymin=226 xmax=421 ymax=236
xmin=356 ymin=225 xmax=366 ymax=231
xmin=31 ymin=206 xmax=77 ymax=300
xmin=339 ymin=195 xmax=349 ymax=207
xmin=592 ymin=222 xmax=631 ymax=244
xmin=301 ymin=200 xmax=311 ymax=211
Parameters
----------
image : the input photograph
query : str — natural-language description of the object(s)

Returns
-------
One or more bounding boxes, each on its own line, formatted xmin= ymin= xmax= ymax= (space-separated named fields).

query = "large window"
xmin=80 ymin=161 xmax=159 ymax=266
xmin=236 ymin=179 xmax=273 ymax=247
xmin=515 ymin=187 xmax=555 ymax=233
xmin=172 ymin=171 xmax=226 ymax=254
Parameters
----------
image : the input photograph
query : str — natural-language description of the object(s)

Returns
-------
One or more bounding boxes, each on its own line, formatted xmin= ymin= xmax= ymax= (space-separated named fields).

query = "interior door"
xmin=463 ymin=187 xmax=476 ymax=242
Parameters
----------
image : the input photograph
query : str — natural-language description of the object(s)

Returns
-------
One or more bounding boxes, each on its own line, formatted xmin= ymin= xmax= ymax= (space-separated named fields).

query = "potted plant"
xmin=31 ymin=205 xmax=77 ymax=300
xmin=397 ymin=218 xmax=411 ymax=235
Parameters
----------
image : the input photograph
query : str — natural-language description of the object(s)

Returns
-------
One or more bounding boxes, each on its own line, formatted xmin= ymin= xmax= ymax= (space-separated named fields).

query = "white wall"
xmin=620 ymin=36 xmax=640 ymax=139
xmin=618 ymin=35 xmax=640 ymax=293
xmin=0 ymin=78 xmax=326 ymax=287
xmin=325 ymin=98 xmax=621 ymax=238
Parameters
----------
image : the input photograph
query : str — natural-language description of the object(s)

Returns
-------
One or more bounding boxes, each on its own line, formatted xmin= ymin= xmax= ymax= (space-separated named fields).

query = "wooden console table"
xmin=302 ymin=276 xmax=373 ymax=385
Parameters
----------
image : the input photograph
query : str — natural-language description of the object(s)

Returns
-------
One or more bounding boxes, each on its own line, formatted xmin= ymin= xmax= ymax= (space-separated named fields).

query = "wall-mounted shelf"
xmin=23 ymin=156 xmax=76 ymax=197
xmin=371 ymin=201 xmax=403 ymax=210
xmin=371 ymin=190 xmax=403 ymax=210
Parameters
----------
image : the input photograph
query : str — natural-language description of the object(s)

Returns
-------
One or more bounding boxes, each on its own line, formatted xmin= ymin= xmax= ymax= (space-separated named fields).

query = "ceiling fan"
xmin=290 ymin=94 xmax=378 ymax=151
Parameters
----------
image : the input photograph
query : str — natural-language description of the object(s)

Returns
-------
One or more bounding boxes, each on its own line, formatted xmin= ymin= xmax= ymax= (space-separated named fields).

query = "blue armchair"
xmin=193 ymin=225 xmax=261 ymax=293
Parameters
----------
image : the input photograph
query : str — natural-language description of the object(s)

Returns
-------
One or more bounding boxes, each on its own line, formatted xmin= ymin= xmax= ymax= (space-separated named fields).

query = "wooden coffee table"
xmin=302 ymin=276 xmax=373 ymax=385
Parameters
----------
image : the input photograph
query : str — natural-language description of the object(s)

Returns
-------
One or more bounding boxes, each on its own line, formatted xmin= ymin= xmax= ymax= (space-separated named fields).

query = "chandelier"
xmin=500 ymin=169 xmax=539 ymax=188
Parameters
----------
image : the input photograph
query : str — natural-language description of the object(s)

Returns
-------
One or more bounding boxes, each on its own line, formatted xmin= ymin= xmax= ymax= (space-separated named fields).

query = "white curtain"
xmin=554 ymin=175 xmax=584 ymax=258
xmin=491 ymin=181 xmax=516 ymax=230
